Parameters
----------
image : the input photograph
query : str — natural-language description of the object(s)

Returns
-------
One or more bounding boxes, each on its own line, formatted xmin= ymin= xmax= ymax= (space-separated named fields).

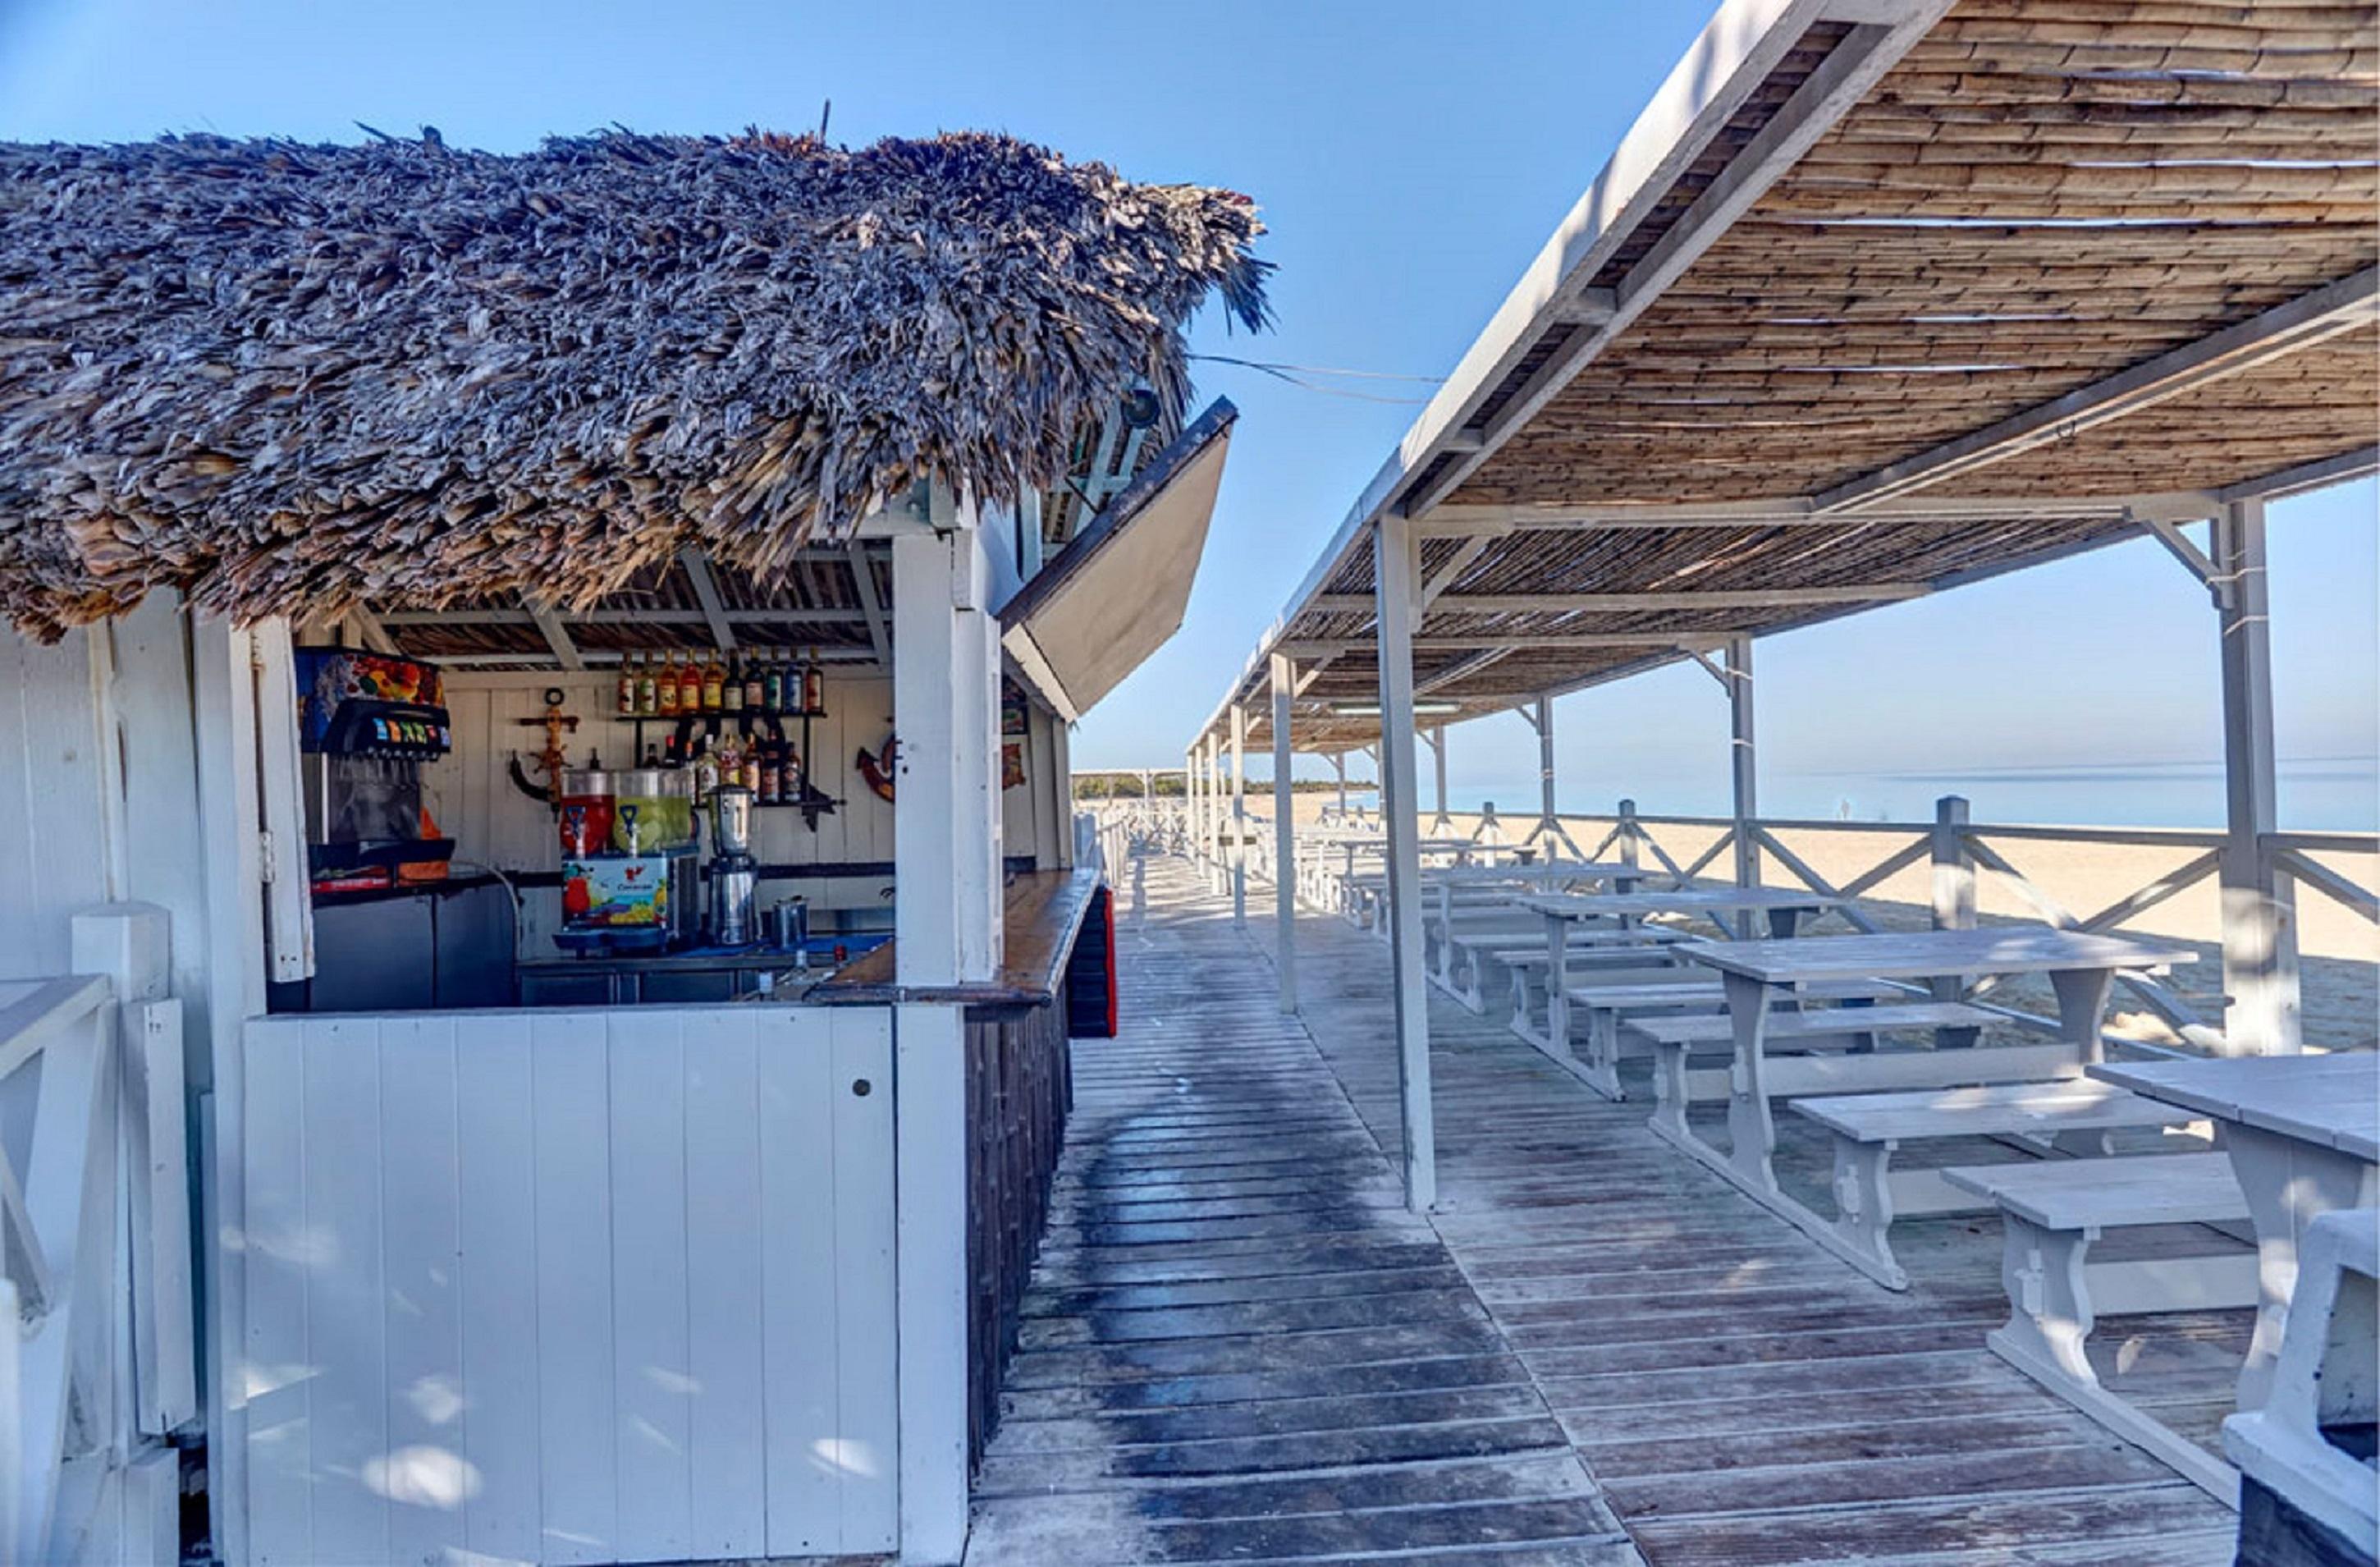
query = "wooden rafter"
xmin=676 ymin=549 xmax=738 ymax=650
xmin=1817 ymin=268 xmax=2380 ymax=513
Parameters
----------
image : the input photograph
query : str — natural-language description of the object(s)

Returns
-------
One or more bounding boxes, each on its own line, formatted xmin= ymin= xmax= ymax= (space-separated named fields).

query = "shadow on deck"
xmin=968 ymin=854 xmax=2243 ymax=1566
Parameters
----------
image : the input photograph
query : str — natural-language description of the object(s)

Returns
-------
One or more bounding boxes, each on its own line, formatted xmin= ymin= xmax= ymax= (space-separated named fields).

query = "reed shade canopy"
xmin=1208 ymin=0 xmax=2380 ymax=754
xmin=0 ymin=129 xmax=1270 ymax=639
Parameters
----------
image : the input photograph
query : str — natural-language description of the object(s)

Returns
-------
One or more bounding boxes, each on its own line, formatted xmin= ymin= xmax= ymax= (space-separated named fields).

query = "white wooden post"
xmin=1206 ymin=735 xmax=1226 ymax=896
xmin=191 ymin=615 xmax=267 ymax=1567
xmin=1190 ymin=740 xmax=1204 ymax=876
xmin=1726 ymin=637 xmax=1760 ymax=933
xmin=1542 ymin=699 xmax=1561 ymax=862
xmin=890 ymin=521 xmax=1003 ymax=1565
xmin=1426 ymin=726 xmax=1453 ymax=834
xmin=1375 ymin=514 xmax=1437 ymax=1212
xmin=1333 ymin=753 xmax=1348 ymax=818
xmin=1929 ymin=795 xmax=1975 ymax=1003
xmin=893 ymin=528 xmax=1002 ymax=984
xmin=1270 ymin=654 xmax=1298 ymax=1013
xmin=1186 ymin=745 xmax=1201 ymax=868
xmin=1230 ymin=703 xmax=1248 ymax=928
xmin=2213 ymin=499 xmax=2303 ymax=1055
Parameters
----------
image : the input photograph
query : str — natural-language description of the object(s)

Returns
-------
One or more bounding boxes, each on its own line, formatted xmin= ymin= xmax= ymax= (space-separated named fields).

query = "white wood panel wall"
xmin=240 ymin=1005 xmax=899 ymax=1566
xmin=0 ymin=629 xmax=115 ymax=980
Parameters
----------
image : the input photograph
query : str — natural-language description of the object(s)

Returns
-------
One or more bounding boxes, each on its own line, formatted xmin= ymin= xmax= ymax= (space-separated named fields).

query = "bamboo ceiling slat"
xmin=1236 ymin=0 xmax=2377 ymax=747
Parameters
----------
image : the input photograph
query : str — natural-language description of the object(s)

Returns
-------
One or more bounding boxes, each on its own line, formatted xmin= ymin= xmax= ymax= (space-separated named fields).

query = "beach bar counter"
xmin=0 ymin=129 xmax=1257 ymax=1566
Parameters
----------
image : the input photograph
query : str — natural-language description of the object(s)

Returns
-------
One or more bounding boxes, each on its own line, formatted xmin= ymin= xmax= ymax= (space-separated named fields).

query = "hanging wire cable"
xmin=1188 ymin=353 xmax=1446 ymax=405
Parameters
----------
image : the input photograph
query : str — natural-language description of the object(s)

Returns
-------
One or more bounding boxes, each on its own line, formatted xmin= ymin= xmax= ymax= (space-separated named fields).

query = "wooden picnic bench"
xmin=1659 ymin=927 xmax=2199 ymax=1285
xmin=1784 ymin=1079 xmax=2204 ymax=1288
xmin=1635 ymin=997 xmax=1999 ymax=1111
xmin=1944 ymin=1150 xmax=2257 ymax=1501
xmin=1493 ymin=932 xmax=1690 ymax=1034
xmin=1558 ymin=976 xmax=1902 ymax=1101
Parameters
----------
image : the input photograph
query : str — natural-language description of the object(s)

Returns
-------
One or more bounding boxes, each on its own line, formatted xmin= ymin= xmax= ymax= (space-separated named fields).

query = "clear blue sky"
xmin=8 ymin=0 xmax=2375 ymax=827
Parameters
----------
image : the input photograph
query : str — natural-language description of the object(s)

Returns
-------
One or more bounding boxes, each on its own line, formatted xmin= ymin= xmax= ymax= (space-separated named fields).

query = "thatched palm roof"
xmin=0 ymin=128 xmax=1268 ymax=637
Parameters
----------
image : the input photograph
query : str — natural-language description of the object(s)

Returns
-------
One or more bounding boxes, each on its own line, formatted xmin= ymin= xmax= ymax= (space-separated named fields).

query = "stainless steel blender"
xmin=706 ymin=785 xmax=759 ymax=946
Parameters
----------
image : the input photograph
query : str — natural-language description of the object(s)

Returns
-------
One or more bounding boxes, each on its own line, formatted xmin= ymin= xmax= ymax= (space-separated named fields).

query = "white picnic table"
xmin=1660 ymin=927 xmax=2199 ymax=1281
xmin=2089 ymin=1052 xmax=2380 ymax=1410
xmin=1417 ymin=860 xmax=1654 ymax=1001
xmin=1513 ymin=887 xmax=1842 ymax=1072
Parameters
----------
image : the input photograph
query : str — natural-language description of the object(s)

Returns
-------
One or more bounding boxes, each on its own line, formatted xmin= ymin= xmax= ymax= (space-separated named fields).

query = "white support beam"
xmin=1333 ymin=753 xmax=1348 ymax=817
xmin=342 ymin=606 xmax=400 ymax=654
xmin=676 ymin=548 xmax=739 ymax=650
xmin=524 ymin=603 xmax=584 ymax=671
xmin=1270 ymin=653 xmax=1299 ymax=1014
xmin=1419 ymin=533 xmax=1505 ymax=607
xmin=1230 ymin=703 xmax=1248 ymax=929
xmin=1415 ymin=648 xmax=1511 ymax=696
xmin=892 ymin=528 xmax=1004 ymax=987
xmin=2217 ymin=444 xmax=2380 ymax=504
xmin=1285 ymin=633 xmax=1732 ymax=657
xmin=1412 ymin=493 xmax=2207 ymax=536
xmin=2213 ymin=499 xmax=2302 ymax=1056
xmin=849 ymin=542 xmax=891 ymax=666
xmin=1523 ymin=695 xmax=1572 ymax=859
xmin=1821 ymin=268 xmax=2380 ymax=513
xmin=1282 ymin=633 xmax=1726 ymax=659
xmin=1206 ymin=734 xmax=1226 ymax=896
xmin=1309 ymin=585 xmax=1925 ymax=616
xmin=1375 ymin=511 xmax=1436 ymax=1212
xmin=890 ymin=520 xmax=1002 ymax=1566
xmin=1425 ymin=726 xmax=1453 ymax=834
xmin=1726 ymin=638 xmax=1761 ymax=928
xmin=2143 ymin=518 xmax=2232 ymax=610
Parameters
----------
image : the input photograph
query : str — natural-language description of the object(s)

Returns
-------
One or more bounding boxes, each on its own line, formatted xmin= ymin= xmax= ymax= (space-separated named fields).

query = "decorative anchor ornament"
xmin=507 ymin=686 xmax=581 ymax=809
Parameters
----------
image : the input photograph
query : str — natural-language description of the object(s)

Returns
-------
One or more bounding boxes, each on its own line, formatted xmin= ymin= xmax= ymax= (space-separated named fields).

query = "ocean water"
xmin=1443 ymin=758 xmax=2380 ymax=833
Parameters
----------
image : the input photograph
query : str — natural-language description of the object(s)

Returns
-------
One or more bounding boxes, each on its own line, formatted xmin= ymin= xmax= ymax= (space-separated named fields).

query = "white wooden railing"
xmin=0 ymin=908 xmax=196 ymax=1565
xmin=1091 ymin=791 xmax=2378 ymax=1056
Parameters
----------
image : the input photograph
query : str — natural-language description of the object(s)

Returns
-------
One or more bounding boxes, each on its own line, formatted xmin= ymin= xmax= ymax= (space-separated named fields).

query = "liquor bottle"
xmin=657 ymin=650 xmax=680 ymax=717
xmin=722 ymin=651 xmax=744 ymax=713
xmin=802 ymin=651 xmax=825 ymax=716
xmin=742 ymin=651 xmax=764 ymax=712
xmin=701 ymin=652 xmax=725 ymax=712
xmin=616 ymin=651 xmax=637 ymax=716
xmin=678 ymin=649 xmax=703 ymax=714
xmin=637 ymin=650 xmax=659 ymax=715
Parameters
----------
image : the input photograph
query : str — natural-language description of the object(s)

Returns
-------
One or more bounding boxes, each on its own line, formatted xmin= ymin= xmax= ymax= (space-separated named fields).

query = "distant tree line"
xmin=1071 ymin=772 xmax=1375 ymax=800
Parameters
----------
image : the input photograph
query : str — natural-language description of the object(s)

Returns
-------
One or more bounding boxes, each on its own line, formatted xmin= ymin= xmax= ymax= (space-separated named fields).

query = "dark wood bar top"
xmin=804 ymin=866 xmax=1105 ymax=1010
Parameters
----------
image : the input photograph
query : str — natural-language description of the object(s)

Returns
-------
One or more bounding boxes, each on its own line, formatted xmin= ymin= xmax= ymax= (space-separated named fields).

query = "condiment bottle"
xmin=657 ymin=651 xmax=680 ymax=716
xmin=802 ymin=652 xmax=825 ymax=715
xmin=702 ymin=653 xmax=724 ymax=712
xmin=743 ymin=653 xmax=764 ymax=712
xmin=637 ymin=650 xmax=659 ymax=715
xmin=722 ymin=652 xmax=744 ymax=713
xmin=678 ymin=650 xmax=703 ymax=713
xmin=616 ymin=652 xmax=636 ymax=715
xmin=762 ymin=650 xmax=785 ymax=714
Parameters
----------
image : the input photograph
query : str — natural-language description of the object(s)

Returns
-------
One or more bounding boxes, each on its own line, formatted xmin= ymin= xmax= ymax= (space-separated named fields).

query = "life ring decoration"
xmin=856 ymin=734 xmax=898 ymax=803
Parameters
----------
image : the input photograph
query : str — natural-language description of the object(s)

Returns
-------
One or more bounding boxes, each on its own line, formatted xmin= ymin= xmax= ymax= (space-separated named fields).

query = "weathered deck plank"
xmin=972 ymin=854 xmax=2244 ymax=1565
xmin=969 ymin=856 xmax=1638 ymax=1565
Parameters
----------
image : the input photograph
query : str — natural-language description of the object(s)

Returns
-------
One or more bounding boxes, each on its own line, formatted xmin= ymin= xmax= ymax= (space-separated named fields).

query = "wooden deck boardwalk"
xmin=971 ymin=853 xmax=2245 ymax=1565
